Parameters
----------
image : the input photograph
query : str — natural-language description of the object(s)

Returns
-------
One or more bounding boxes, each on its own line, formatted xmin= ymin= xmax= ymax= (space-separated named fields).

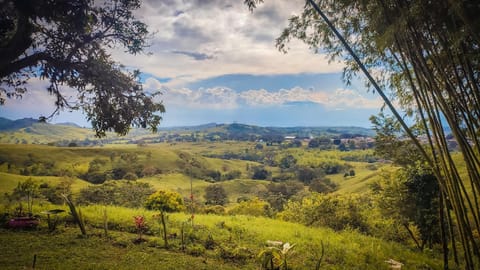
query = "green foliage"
xmin=279 ymin=193 xmax=369 ymax=233
xmin=370 ymin=114 xmax=423 ymax=166
xmin=145 ymin=189 xmax=185 ymax=248
xmin=272 ymin=0 xmax=480 ymax=265
xmin=218 ymin=245 xmax=253 ymax=264
xmin=204 ymin=184 xmax=228 ymax=206
xmin=308 ymin=178 xmax=337 ymax=194
xmin=260 ymin=181 xmax=304 ymax=211
xmin=258 ymin=242 xmax=296 ymax=270
xmin=39 ymin=177 xmax=73 ymax=204
xmin=145 ymin=190 xmax=185 ymax=213
xmin=77 ymin=180 xmax=154 ymax=208
xmin=223 ymin=170 xmax=242 ymax=180
xmin=9 ymin=178 xmax=39 ymax=215
xmin=82 ymin=158 xmax=109 ymax=183
xmin=202 ymin=205 xmax=226 ymax=215
xmin=0 ymin=0 xmax=164 ymax=136
xmin=372 ymin=168 xmax=441 ymax=250
xmin=252 ymin=166 xmax=271 ymax=180
xmin=279 ymin=155 xmax=297 ymax=170
xmin=308 ymin=137 xmax=332 ymax=150
xmin=228 ymin=197 xmax=272 ymax=217
xmin=295 ymin=166 xmax=324 ymax=184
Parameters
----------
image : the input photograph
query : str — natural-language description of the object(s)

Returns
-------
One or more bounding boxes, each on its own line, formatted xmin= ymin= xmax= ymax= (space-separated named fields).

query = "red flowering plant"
xmin=133 ymin=215 xmax=146 ymax=241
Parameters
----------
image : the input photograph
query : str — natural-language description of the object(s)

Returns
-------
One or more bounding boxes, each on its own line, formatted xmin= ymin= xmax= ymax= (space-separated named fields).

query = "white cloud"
xmin=109 ymin=0 xmax=344 ymax=87
xmin=146 ymin=78 xmax=382 ymax=110
xmin=2 ymin=78 xmax=77 ymax=117
xmin=327 ymin=89 xmax=383 ymax=109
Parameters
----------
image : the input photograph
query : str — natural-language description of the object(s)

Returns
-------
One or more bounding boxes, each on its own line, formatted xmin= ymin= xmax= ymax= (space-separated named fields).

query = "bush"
xmin=218 ymin=245 xmax=253 ymax=263
xmin=186 ymin=244 xmax=206 ymax=256
xmin=228 ymin=197 xmax=272 ymax=217
xmin=204 ymin=185 xmax=228 ymax=206
xmin=123 ymin=172 xmax=138 ymax=180
xmin=260 ymin=181 xmax=304 ymax=211
xmin=279 ymin=193 xmax=370 ymax=233
xmin=309 ymin=178 xmax=337 ymax=193
xmin=223 ymin=170 xmax=241 ymax=180
xmin=202 ymin=205 xmax=226 ymax=215
xmin=77 ymin=181 xmax=154 ymax=208
xmin=252 ymin=166 xmax=270 ymax=180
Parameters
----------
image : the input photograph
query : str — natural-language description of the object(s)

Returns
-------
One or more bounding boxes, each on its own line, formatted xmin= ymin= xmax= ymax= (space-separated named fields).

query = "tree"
xmin=296 ymin=166 xmax=324 ymax=184
xmin=248 ymin=0 xmax=480 ymax=267
xmin=204 ymin=184 xmax=228 ymax=206
xmin=0 ymin=0 xmax=164 ymax=136
xmin=11 ymin=178 xmax=39 ymax=215
xmin=252 ymin=166 xmax=271 ymax=180
xmin=227 ymin=197 xmax=271 ymax=217
xmin=145 ymin=190 xmax=185 ymax=248
xmin=373 ymin=168 xmax=441 ymax=251
xmin=279 ymin=154 xmax=297 ymax=170
xmin=262 ymin=181 xmax=304 ymax=211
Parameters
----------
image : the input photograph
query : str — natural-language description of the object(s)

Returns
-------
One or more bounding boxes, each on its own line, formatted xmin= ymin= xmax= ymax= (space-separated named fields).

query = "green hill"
xmin=0 ymin=205 xmax=443 ymax=269
xmin=0 ymin=117 xmax=374 ymax=145
xmin=0 ymin=142 xmax=451 ymax=269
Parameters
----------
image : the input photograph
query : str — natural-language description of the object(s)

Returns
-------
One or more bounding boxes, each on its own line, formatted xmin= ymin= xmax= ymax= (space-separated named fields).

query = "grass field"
xmin=0 ymin=204 xmax=444 ymax=269
xmin=0 ymin=142 xmax=451 ymax=269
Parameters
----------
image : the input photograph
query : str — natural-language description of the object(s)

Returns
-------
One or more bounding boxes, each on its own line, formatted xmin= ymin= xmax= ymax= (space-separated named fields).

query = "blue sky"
xmin=1 ymin=0 xmax=383 ymax=128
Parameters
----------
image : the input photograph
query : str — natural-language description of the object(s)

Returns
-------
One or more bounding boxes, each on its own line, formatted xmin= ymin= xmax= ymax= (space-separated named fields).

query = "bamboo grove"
xmin=246 ymin=0 xmax=480 ymax=268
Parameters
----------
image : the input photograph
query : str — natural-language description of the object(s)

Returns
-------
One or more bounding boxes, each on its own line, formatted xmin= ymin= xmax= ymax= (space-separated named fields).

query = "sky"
xmin=1 ymin=0 xmax=384 ymax=128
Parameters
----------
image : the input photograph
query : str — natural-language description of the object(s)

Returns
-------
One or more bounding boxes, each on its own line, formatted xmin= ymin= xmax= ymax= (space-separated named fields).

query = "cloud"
xmin=109 ymin=0 xmax=344 ymax=87
xmin=171 ymin=50 xmax=214 ymax=60
xmin=327 ymin=89 xmax=383 ymax=109
xmin=145 ymin=77 xmax=382 ymax=111
xmin=1 ymin=78 xmax=90 ymax=125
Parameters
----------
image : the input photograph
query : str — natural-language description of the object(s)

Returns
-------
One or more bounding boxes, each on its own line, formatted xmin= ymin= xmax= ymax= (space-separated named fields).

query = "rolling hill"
xmin=0 ymin=117 xmax=374 ymax=145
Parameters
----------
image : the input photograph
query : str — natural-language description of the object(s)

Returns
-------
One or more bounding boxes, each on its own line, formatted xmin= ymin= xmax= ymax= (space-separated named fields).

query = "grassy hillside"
xmin=0 ymin=141 xmax=454 ymax=269
xmin=0 ymin=204 xmax=443 ymax=269
xmin=0 ymin=123 xmax=97 ymax=144
xmin=0 ymin=172 xmax=90 ymax=194
xmin=0 ymin=119 xmax=375 ymax=145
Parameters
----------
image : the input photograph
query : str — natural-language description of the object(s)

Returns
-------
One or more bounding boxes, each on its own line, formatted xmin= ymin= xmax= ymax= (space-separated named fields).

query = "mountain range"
xmin=0 ymin=117 xmax=374 ymax=144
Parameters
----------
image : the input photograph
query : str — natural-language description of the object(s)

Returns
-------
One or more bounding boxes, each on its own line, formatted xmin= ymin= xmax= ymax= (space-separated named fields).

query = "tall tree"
xmin=0 ymin=0 xmax=164 ymax=136
xmin=145 ymin=190 xmax=185 ymax=248
xmin=204 ymin=184 xmax=228 ymax=206
xmin=246 ymin=0 xmax=480 ymax=268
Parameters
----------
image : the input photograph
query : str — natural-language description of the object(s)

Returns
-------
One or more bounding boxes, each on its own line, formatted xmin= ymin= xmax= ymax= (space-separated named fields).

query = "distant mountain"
xmin=0 ymin=117 xmax=39 ymax=131
xmin=158 ymin=123 xmax=218 ymax=131
xmin=214 ymin=123 xmax=375 ymax=138
xmin=0 ymin=117 xmax=374 ymax=145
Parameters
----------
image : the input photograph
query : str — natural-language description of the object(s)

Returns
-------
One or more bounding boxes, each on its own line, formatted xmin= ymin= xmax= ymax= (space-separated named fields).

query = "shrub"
xmin=309 ymin=178 xmax=337 ymax=193
xmin=218 ymin=245 xmax=253 ymax=263
xmin=77 ymin=181 xmax=154 ymax=208
xmin=123 ymin=172 xmax=138 ymax=181
xmin=252 ymin=166 xmax=271 ymax=180
xmin=296 ymin=166 xmax=324 ymax=184
xmin=145 ymin=190 xmax=185 ymax=248
xmin=228 ymin=197 xmax=272 ymax=217
xmin=279 ymin=193 xmax=370 ymax=233
xmin=259 ymin=181 xmax=304 ymax=211
xmin=186 ymin=244 xmax=206 ymax=256
xmin=204 ymin=185 xmax=228 ymax=206
xmin=223 ymin=170 xmax=241 ymax=180
xmin=202 ymin=205 xmax=226 ymax=215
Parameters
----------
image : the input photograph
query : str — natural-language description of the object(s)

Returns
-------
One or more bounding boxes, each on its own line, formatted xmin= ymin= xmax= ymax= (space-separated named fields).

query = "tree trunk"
xmin=161 ymin=212 xmax=168 ymax=248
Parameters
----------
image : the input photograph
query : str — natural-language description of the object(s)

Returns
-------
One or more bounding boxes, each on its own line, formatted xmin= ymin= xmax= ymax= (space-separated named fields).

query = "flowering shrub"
xmin=134 ymin=215 xmax=146 ymax=240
